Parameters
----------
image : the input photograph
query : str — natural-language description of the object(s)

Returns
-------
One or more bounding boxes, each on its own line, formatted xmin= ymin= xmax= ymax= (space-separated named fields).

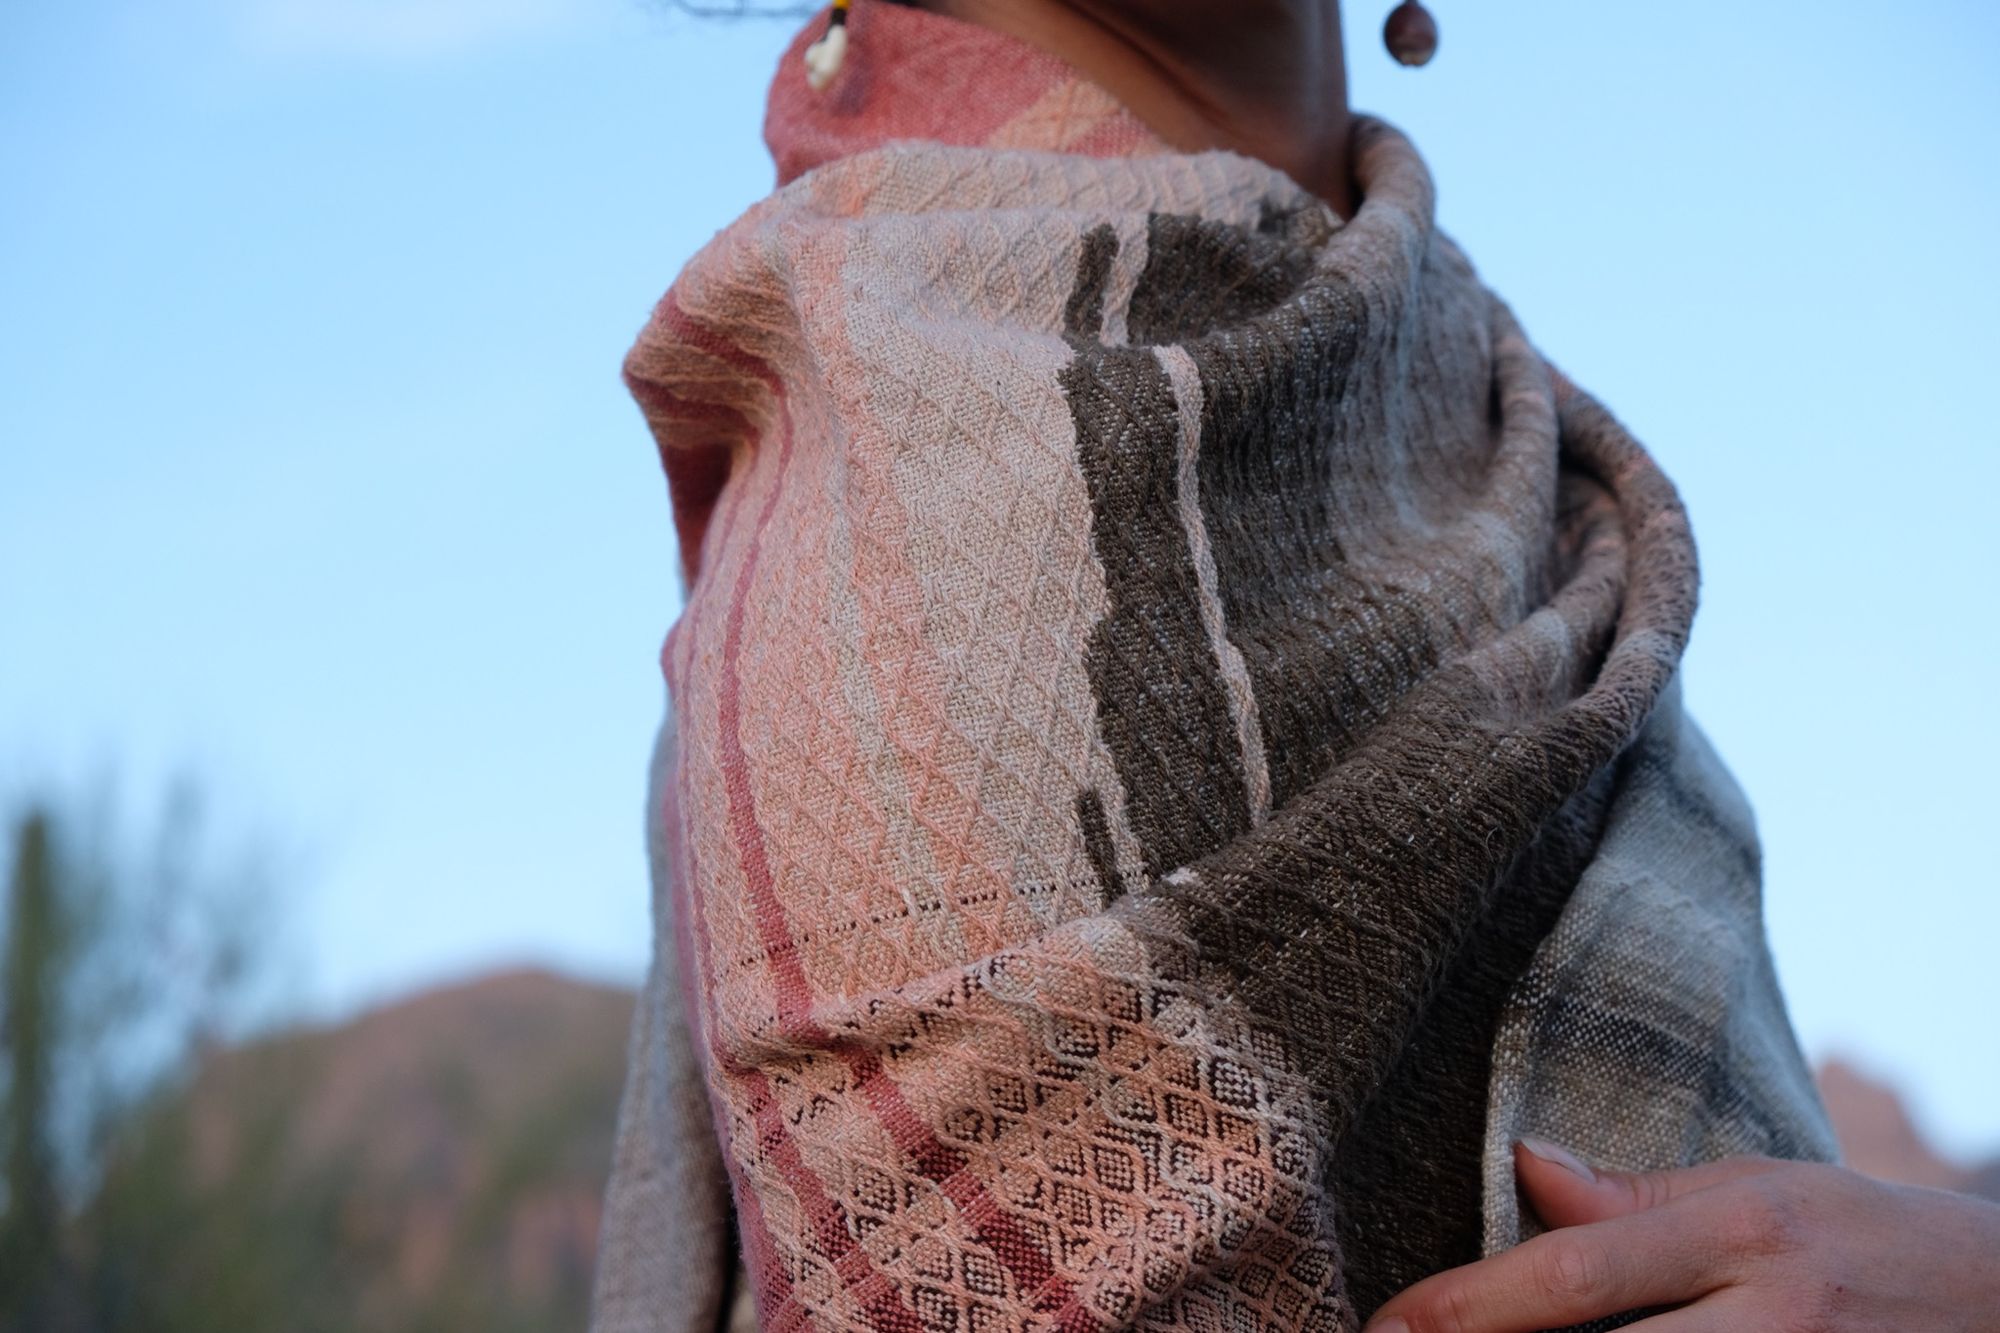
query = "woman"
xmin=591 ymin=3 xmax=2000 ymax=1330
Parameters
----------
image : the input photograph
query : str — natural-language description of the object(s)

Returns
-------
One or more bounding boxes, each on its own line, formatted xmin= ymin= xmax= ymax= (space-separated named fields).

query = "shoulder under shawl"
xmin=591 ymin=7 xmax=1835 ymax=1332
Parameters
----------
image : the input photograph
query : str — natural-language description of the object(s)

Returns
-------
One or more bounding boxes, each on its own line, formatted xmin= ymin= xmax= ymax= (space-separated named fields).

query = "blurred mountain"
xmin=92 ymin=968 xmax=636 ymax=1333
xmin=1816 ymin=1057 xmax=2000 ymax=1203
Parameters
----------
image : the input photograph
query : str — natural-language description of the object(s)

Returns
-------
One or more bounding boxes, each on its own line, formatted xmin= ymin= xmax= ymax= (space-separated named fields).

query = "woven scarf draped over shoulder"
xmin=590 ymin=7 xmax=1835 ymax=1333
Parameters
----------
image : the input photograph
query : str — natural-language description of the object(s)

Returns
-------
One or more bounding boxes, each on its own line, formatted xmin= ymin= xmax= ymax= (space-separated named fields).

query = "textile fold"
xmin=592 ymin=7 xmax=1833 ymax=1332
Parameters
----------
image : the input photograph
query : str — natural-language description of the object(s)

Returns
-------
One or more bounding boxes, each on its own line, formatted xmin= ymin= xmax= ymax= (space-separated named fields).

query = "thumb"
xmin=1513 ymin=1138 xmax=1786 ymax=1229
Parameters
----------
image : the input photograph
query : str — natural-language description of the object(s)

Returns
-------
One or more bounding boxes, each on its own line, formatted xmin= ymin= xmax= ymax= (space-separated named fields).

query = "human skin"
xmin=917 ymin=0 xmax=1357 ymax=217
xmin=902 ymin=1 xmax=2000 ymax=1325
xmin=1367 ymin=1141 xmax=2000 ymax=1330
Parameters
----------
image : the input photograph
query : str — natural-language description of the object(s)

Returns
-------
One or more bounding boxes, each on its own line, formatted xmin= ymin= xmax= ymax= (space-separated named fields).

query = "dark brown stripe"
xmin=1075 ymin=786 xmax=1129 ymax=903
xmin=1125 ymin=212 xmax=1425 ymax=807
xmin=1178 ymin=289 xmax=1410 ymax=805
xmin=1061 ymin=340 xmax=1253 ymax=876
xmin=1063 ymin=223 xmax=1118 ymax=342
xmin=1126 ymin=211 xmax=1317 ymax=346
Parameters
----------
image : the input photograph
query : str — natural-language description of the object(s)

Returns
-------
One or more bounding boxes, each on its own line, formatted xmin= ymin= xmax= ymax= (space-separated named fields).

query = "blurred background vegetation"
xmin=0 ymin=789 xmax=630 ymax=1332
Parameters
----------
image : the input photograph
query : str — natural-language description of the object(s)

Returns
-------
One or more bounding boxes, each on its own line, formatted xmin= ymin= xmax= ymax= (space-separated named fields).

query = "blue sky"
xmin=4 ymin=1 xmax=1996 ymax=1156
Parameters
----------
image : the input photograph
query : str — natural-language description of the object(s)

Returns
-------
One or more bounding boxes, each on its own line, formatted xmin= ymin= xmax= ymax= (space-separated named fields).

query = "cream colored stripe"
xmin=1097 ymin=214 xmax=1147 ymax=348
xmin=1154 ymin=345 xmax=1272 ymax=822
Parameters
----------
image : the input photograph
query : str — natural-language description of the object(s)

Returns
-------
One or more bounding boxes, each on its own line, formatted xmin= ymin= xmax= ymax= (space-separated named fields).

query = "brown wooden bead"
xmin=1383 ymin=1 xmax=1439 ymax=67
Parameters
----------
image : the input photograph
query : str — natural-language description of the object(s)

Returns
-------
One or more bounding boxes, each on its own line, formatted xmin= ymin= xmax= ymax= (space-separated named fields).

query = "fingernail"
xmin=1367 ymin=1320 xmax=1409 ymax=1333
xmin=1519 ymin=1136 xmax=1595 ymax=1182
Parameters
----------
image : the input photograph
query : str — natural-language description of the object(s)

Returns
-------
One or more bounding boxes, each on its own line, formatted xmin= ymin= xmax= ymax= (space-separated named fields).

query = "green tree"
xmin=1 ymin=811 xmax=80 ymax=1329
xmin=1 ymin=789 xmax=622 ymax=1333
xmin=0 ymin=790 xmax=290 ymax=1333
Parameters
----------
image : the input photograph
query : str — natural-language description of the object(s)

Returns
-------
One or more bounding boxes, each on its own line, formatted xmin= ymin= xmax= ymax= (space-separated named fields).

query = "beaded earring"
xmin=1383 ymin=1 xmax=1439 ymax=67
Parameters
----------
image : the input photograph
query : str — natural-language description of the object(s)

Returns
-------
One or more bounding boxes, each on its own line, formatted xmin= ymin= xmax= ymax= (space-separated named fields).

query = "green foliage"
xmin=0 ymin=795 xmax=309 ymax=1333
xmin=0 ymin=793 xmax=620 ymax=1333
xmin=0 ymin=798 xmax=342 ymax=1332
xmin=1 ymin=811 xmax=78 ymax=1330
xmin=73 ymin=1069 xmax=351 ymax=1333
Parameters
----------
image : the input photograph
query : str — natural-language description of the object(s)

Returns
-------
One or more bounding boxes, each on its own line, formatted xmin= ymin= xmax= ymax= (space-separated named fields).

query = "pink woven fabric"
xmin=591 ymin=7 xmax=1833 ymax=1332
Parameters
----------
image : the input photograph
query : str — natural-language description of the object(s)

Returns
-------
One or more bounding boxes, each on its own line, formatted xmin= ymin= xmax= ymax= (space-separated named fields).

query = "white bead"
xmin=803 ymin=24 xmax=848 ymax=92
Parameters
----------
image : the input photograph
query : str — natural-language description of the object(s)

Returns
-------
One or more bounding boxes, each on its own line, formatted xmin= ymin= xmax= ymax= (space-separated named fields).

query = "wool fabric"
xmin=590 ymin=7 xmax=1836 ymax=1332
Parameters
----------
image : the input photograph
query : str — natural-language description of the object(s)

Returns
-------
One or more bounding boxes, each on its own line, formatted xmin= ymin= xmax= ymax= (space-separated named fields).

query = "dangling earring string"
xmin=805 ymin=0 xmax=852 ymax=91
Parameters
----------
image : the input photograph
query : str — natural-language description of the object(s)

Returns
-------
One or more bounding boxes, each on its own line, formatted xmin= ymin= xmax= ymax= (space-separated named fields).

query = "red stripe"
xmin=674 ymin=311 xmax=929 ymax=1333
xmin=682 ymin=290 xmax=1095 ymax=1328
xmin=742 ymin=1064 xmax=924 ymax=1333
xmin=678 ymin=737 xmax=927 ymax=1333
xmin=846 ymin=1049 xmax=1087 ymax=1318
xmin=710 ymin=426 xmax=822 ymax=1037
xmin=667 ymin=765 xmax=804 ymax=1330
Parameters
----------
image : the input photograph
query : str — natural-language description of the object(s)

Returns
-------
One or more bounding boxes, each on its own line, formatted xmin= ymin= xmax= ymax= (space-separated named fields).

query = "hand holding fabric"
xmin=1367 ymin=1141 xmax=2000 ymax=1332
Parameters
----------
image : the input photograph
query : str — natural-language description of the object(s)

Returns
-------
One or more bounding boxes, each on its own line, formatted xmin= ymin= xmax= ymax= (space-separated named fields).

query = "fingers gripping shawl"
xmin=591 ymin=21 xmax=1833 ymax=1331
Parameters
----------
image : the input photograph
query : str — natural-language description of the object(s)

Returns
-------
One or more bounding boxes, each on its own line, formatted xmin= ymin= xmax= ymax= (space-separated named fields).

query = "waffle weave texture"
xmin=590 ymin=7 xmax=1836 ymax=1332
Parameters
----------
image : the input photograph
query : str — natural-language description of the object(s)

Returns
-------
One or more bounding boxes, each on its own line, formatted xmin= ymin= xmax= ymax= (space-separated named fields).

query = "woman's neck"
xmin=914 ymin=0 xmax=1356 ymax=217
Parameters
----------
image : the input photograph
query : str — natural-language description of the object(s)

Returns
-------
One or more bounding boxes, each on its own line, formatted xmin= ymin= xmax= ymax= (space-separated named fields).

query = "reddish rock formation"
xmin=171 ymin=968 xmax=634 ymax=1327
xmin=1816 ymin=1057 xmax=1999 ymax=1202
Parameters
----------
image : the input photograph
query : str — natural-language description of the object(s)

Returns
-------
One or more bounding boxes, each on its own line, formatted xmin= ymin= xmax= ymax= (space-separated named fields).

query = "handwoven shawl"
xmin=591 ymin=7 xmax=1836 ymax=1332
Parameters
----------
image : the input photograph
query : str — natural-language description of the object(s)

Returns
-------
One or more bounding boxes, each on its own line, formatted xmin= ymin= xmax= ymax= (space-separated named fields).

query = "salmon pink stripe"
xmin=663 ymin=392 xmax=864 ymax=1333
xmin=679 ymin=289 xmax=1083 ymax=1326
xmin=663 ymin=288 xmax=824 ymax=1039
xmin=684 ymin=408 xmax=936 ymax=1333
xmin=710 ymin=443 xmax=823 ymax=1037
xmin=666 ymin=758 xmax=811 ymax=1332
xmin=677 ymin=733 xmax=935 ymax=1333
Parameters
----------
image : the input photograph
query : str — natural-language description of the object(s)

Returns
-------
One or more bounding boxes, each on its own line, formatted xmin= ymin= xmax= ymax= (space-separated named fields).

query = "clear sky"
xmin=4 ymin=0 xmax=1996 ymax=1155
